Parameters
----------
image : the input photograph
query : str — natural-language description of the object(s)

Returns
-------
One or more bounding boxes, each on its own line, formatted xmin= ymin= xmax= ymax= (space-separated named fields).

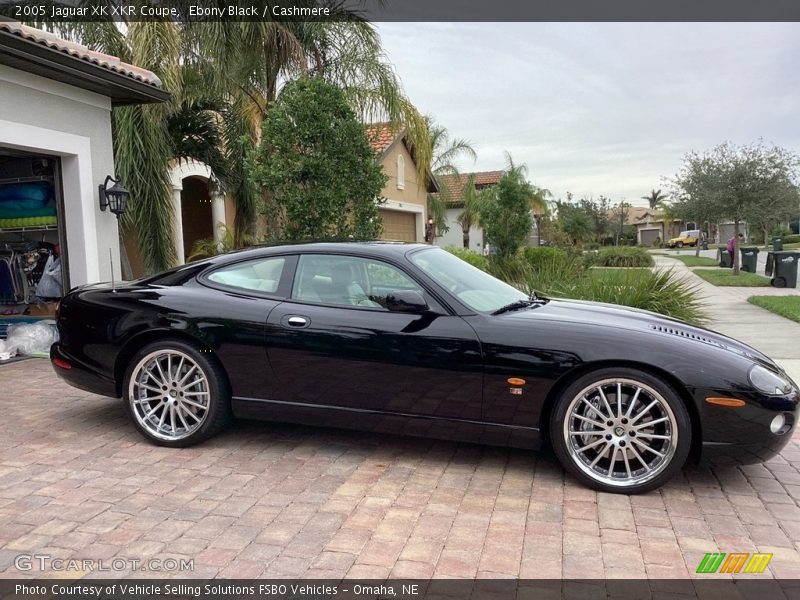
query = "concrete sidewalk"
xmin=654 ymin=255 xmax=800 ymax=384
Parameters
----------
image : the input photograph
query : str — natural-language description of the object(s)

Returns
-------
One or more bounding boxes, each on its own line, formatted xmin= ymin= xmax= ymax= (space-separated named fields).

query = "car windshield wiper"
xmin=492 ymin=292 xmax=549 ymax=316
xmin=492 ymin=298 xmax=535 ymax=315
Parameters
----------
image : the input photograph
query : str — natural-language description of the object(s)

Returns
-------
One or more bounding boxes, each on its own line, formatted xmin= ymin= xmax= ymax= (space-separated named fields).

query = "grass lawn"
xmin=757 ymin=242 xmax=800 ymax=250
xmin=748 ymin=296 xmax=800 ymax=323
xmin=693 ymin=269 xmax=771 ymax=287
xmin=672 ymin=255 xmax=719 ymax=267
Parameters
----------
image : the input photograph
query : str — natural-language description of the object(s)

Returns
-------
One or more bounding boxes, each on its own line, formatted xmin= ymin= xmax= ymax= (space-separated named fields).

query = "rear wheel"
xmin=676 ymin=241 xmax=684 ymax=248
xmin=550 ymin=368 xmax=691 ymax=494
xmin=123 ymin=340 xmax=231 ymax=447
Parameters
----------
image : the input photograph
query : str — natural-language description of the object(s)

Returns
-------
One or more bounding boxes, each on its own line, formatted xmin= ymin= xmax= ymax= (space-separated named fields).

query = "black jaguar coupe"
xmin=52 ymin=242 xmax=799 ymax=493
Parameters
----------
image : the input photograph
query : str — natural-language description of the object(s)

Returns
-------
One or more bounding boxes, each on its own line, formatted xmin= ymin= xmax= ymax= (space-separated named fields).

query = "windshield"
xmin=410 ymin=248 xmax=528 ymax=313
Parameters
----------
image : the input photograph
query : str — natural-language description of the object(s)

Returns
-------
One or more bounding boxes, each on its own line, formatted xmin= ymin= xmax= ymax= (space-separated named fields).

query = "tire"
xmin=123 ymin=340 xmax=231 ymax=447
xmin=676 ymin=241 xmax=684 ymax=248
xmin=550 ymin=367 xmax=691 ymax=494
xmin=773 ymin=277 xmax=787 ymax=289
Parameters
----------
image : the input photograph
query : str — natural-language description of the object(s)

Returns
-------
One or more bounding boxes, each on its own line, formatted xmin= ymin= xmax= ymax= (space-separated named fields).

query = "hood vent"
xmin=649 ymin=324 xmax=723 ymax=347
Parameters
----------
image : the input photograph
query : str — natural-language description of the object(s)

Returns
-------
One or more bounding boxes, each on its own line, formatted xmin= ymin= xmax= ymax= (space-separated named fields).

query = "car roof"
xmin=143 ymin=242 xmax=437 ymax=287
xmin=211 ymin=241 xmax=432 ymax=264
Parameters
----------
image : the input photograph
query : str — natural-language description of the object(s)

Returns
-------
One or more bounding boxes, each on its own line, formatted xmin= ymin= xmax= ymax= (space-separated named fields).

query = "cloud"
xmin=377 ymin=23 xmax=800 ymax=205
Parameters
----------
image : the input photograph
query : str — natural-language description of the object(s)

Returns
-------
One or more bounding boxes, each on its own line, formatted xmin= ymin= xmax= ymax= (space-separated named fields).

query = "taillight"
xmin=52 ymin=357 xmax=71 ymax=370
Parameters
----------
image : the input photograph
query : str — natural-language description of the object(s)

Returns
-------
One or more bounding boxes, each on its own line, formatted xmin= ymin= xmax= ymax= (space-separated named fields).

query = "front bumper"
xmin=697 ymin=386 xmax=799 ymax=466
xmin=50 ymin=344 xmax=118 ymax=398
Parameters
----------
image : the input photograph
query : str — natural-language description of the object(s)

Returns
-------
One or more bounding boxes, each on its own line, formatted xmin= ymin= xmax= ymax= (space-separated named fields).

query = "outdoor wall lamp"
xmin=99 ymin=175 xmax=130 ymax=217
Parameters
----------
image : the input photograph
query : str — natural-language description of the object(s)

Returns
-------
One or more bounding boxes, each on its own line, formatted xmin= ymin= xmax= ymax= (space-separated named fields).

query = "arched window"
xmin=396 ymin=154 xmax=405 ymax=190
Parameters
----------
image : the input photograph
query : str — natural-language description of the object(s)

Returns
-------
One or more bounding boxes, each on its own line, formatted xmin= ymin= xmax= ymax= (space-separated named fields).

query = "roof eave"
xmin=0 ymin=31 xmax=170 ymax=105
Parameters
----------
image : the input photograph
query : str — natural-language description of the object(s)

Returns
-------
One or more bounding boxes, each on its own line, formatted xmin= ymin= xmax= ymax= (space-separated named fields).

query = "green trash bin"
xmin=718 ymin=246 xmax=732 ymax=268
xmin=771 ymin=251 xmax=799 ymax=288
xmin=740 ymin=247 xmax=759 ymax=273
xmin=773 ymin=236 xmax=784 ymax=251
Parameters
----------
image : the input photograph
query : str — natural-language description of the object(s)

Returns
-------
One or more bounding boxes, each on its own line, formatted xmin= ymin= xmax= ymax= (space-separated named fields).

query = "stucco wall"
xmin=376 ymin=139 xmax=427 ymax=242
xmin=0 ymin=64 xmax=119 ymax=286
xmin=435 ymin=207 xmax=484 ymax=252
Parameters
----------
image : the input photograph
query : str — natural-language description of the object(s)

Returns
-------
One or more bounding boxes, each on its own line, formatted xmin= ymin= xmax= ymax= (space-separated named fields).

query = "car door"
xmin=265 ymin=253 xmax=483 ymax=421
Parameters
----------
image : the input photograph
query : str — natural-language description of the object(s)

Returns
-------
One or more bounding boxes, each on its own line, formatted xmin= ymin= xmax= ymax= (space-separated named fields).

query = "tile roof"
xmin=365 ymin=122 xmax=402 ymax=154
xmin=434 ymin=170 xmax=504 ymax=203
xmin=0 ymin=20 xmax=162 ymax=88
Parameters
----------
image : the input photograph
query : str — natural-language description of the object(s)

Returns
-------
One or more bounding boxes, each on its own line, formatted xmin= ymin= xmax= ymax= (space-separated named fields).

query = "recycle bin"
xmin=773 ymin=236 xmax=784 ymax=251
xmin=718 ymin=247 xmax=732 ymax=268
xmin=740 ymin=247 xmax=759 ymax=273
xmin=771 ymin=251 xmax=799 ymax=288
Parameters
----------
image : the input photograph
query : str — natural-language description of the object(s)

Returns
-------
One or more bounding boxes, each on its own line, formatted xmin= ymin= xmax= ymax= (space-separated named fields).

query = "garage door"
xmin=379 ymin=209 xmax=417 ymax=242
xmin=640 ymin=229 xmax=660 ymax=246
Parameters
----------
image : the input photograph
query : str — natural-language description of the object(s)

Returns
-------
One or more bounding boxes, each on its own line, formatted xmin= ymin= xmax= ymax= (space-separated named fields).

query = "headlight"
xmin=749 ymin=365 xmax=793 ymax=395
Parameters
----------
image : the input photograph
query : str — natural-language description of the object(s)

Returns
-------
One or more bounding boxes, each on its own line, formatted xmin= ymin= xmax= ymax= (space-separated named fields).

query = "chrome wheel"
xmin=128 ymin=350 xmax=210 ymax=442
xmin=563 ymin=378 xmax=678 ymax=488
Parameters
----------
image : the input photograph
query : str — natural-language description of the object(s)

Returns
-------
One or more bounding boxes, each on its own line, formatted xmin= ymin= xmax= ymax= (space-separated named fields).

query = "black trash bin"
xmin=773 ymin=236 xmax=784 ymax=251
xmin=718 ymin=246 xmax=732 ymax=268
xmin=771 ymin=251 xmax=799 ymax=288
xmin=740 ymin=247 xmax=759 ymax=273
xmin=766 ymin=252 xmax=775 ymax=277
xmin=701 ymin=239 xmax=709 ymax=250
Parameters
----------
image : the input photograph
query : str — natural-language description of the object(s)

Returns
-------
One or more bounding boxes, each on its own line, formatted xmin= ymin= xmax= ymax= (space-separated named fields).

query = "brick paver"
xmin=4 ymin=262 xmax=800 ymax=581
xmin=2 ymin=357 xmax=800 ymax=580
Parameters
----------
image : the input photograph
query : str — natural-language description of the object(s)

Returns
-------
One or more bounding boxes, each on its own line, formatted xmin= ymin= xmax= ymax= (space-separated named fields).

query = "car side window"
xmin=293 ymin=255 xmax=423 ymax=309
xmin=207 ymin=257 xmax=286 ymax=294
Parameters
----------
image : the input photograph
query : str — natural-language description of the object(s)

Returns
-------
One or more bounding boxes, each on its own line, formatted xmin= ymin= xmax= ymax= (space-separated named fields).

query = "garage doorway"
xmin=379 ymin=208 xmax=417 ymax=242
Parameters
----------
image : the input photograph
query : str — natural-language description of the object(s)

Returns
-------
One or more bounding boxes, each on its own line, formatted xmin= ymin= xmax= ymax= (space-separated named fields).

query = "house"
xmin=0 ymin=20 xmax=168 ymax=320
xmin=366 ymin=123 xmax=435 ymax=242
xmin=160 ymin=123 xmax=433 ymax=270
xmin=633 ymin=209 xmax=685 ymax=246
xmin=432 ymin=170 xmax=504 ymax=251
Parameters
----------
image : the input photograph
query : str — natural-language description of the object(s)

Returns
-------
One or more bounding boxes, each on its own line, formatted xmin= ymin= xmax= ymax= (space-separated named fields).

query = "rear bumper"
xmin=50 ymin=344 xmax=118 ymax=398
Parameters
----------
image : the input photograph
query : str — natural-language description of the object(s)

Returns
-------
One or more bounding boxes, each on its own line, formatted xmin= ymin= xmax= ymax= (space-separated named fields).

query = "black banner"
xmin=2 ymin=579 xmax=800 ymax=600
xmin=1 ymin=0 xmax=800 ymax=23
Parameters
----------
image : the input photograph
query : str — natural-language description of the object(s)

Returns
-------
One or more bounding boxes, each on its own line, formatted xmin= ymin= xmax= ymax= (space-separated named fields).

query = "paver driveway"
xmin=2 ymin=260 xmax=800 ymax=582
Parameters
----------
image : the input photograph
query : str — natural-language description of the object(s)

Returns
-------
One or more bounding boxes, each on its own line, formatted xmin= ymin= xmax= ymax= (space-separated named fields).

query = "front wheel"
xmin=550 ymin=368 xmax=691 ymax=494
xmin=123 ymin=340 xmax=231 ymax=447
xmin=676 ymin=241 xmax=684 ymax=248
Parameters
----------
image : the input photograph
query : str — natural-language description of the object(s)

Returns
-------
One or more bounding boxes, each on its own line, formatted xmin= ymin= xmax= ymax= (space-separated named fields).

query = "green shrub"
xmin=589 ymin=246 xmax=654 ymax=268
xmin=784 ymin=234 xmax=800 ymax=244
xmin=771 ymin=224 xmax=792 ymax=238
xmin=444 ymin=246 xmax=489 ymax=271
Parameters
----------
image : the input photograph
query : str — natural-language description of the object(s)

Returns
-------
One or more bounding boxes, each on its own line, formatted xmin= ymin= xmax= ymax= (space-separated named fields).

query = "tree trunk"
xmin=733 ymin=219 xmax=740 ymax=275
xmin=463 ymin=230 xmax=470 ymax=249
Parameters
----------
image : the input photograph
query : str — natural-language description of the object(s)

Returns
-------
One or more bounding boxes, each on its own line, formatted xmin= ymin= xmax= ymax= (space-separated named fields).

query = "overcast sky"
xmin=376 ymin=23 xmax=800 ymax=207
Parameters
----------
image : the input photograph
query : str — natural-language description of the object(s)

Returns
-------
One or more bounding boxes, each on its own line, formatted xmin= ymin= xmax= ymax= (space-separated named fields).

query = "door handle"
xmin=287 ymin=316 xmax=309 ymax=328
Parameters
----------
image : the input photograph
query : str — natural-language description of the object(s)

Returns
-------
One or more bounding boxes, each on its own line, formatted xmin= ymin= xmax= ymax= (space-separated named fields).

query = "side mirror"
xmin=386 ymin=290 xmax=428 ymax=314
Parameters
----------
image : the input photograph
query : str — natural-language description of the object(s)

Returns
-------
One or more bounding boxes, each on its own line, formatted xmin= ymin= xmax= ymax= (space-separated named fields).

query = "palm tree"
xmin=642 ymin=188 xmax=668 ymax=210
xmin=29 ymin=10 xmax=427 ymax=271
xmin=457 ymin=174 xmax=487 ymax=249
xmin=424 ymin=120 xmax=477 ymax=237
xmin=189 ymin=19 xmax=432 ymax=244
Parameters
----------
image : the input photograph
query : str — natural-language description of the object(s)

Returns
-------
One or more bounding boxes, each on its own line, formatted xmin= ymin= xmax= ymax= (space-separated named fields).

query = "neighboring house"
xmin=366 ymin=123 xmax=435 ymax=242
xmin=0 ymin=20 xmax=168 ymax=320
xmin=632 ymin=209 xmax=684 ymax=246
xmin=432 ymin=170 xmax=504 ymax=252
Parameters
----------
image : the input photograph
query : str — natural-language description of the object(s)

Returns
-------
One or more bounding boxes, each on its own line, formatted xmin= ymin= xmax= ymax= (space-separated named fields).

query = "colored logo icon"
xmin=696 ymin=552 xmax=772 ymax=574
